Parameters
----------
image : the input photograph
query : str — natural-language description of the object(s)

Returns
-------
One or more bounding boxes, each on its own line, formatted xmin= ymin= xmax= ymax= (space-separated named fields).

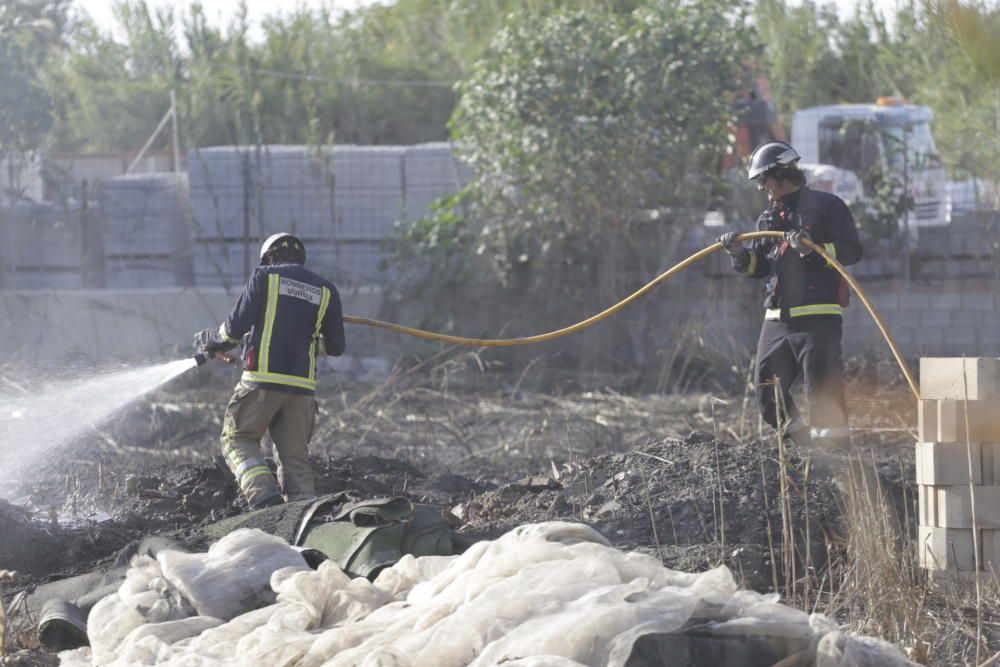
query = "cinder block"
xmin=896 ymin=310 xmax=921 ymax=328
xmin=930 ymin=485 xmax=1000 ymax=529
xmin=919 ymin=484 xmax=938 ymax=526
xmin=947 ymin=326 xmax=977 ymax=347
xmin=900 ymin=293 xmax=931 ymax=310
xmin=936 ymin=400 xmax=1000 ymax=442
xmin=919 ymin=525 xmax=977 ymax=571
xmin=916 ymin=441 xmax=981 ymax=486
xmin=920 ymin=310 xmax=952 ymax=327
xmin=961 ymin=293 xmax=995 ymax=310
xmin=983 ymin=529 xmax=1000 ymax=566
xmin=918 ymin=400 xmax=937 ymax=442
xmin=931 ymin=293 xmax=963 ymax=310
xmin=874 ymin=293 xmax=899 ymax=310
xmin=920 ymin=358 xmax=1000 ymax=400
xmin=984 ymin=443 xmax=1000 ymax=485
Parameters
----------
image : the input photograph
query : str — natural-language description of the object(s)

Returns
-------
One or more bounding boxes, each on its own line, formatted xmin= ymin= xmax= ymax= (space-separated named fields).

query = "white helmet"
xmin=259 ymin=232 xmax=306 ymax=265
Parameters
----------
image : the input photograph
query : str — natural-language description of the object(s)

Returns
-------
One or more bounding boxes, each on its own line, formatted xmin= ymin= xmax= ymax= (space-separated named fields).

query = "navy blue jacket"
xmin=733 ymin=187 xmax=862 ymax=321
xmin=213 ymin=263 xmax=345 ymax=395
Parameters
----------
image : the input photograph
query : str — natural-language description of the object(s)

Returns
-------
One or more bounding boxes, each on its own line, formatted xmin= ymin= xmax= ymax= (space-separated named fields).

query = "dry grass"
xmin=759 ymin=443 xmax=1000 ymax=665
xmin=0 ymin=570 xmax=14 ymax=658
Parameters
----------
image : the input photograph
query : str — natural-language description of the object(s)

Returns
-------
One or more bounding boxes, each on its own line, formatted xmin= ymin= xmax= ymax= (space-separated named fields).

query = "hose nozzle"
xmin=193 ymin=351 xmax=210 ymax=366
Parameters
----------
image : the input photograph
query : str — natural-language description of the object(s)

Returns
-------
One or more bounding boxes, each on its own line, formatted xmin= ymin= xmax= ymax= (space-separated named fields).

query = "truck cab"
xmin=791 ymin=99 xmax=947 ymax=228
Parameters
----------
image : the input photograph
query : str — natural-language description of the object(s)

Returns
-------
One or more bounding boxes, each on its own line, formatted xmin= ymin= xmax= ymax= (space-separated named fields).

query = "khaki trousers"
xmin=221 ymin=383 xmax=317 ymax=508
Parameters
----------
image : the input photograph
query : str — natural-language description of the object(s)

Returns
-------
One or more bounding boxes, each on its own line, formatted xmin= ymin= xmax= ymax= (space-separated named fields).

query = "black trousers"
xmin=755 ymin=316 xmax=849 ymax=441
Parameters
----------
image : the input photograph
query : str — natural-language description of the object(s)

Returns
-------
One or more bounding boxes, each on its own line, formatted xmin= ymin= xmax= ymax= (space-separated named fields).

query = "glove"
xmin=718 ymin=231 xmax=745 ymax=257
xmin=785 ymin=228 xmax=813 ymax=256
xmin=193 ymin=329 xmax=214 ymax=355
xmin=194 ymin=328 xmax=230 ymax=357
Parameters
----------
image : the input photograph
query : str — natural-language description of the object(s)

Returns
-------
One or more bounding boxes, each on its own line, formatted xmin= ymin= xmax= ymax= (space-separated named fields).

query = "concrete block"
xmin=919 ymin=525 xmax=977 ymax=571
xmin=930 ymin=292 xmax=963 ymax=310
xmin=917 ymin=329 xmax=947 ymax=354
xmin=873 ymin=293 xmax=899 ymax=310
xmin=980 ymin=328 xmax=1000 ymax=347
xmin=916 ymin=441 xmax=981 ymax=486
xmin=919 ymin=484 xmax=938 ymax=526
xmin=930 ymin=485 xmax=1000 ymax=529
xmin=900 ymin=293 xmax=931 ymax=310
xmin=935 ymin=400 xmax=1000 ymax=443
xmin=946 ymin=326 xmax=977 ymax=347
xmin=920 ymin=310 xmax=952 ymax=327
xmin=895 ymin=310 xmax=921 ymax=328
xmin=961 ymin=292 xmax=995 ymax=310
xmin=920 ymin=358 xmax=1000 ymax=400
xmin=980 ymin=443 xmax=1000 ymax=486
xmin=918 ymin=400 xmax=937 ymax=443
xmin=983 ymin=529 xmax=1000 ymax=566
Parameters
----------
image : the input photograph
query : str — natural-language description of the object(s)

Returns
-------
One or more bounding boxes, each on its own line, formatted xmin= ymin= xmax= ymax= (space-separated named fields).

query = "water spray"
xmin=0 ymin=358 xmax=204 ymax=493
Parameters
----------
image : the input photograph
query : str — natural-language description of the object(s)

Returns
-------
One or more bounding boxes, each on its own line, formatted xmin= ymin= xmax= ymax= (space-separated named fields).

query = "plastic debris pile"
xmin=59 ymin=522 xmax=914 ymax=667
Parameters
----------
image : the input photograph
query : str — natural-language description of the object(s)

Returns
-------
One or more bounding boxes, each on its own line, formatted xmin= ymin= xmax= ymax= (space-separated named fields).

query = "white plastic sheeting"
xmin=59 ymin=522 xmax=915 ymax=667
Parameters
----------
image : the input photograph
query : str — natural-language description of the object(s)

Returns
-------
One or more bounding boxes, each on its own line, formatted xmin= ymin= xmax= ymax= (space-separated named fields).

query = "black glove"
xmin=193 ymin=329 xmax=214 ymax=355
xmin=718 ymin=231 xmax=746 ymax=257
xmin=194 ymin=328 xmax=232 ymax=357
xmin=785 ymin=228 xmax=813 ymax=256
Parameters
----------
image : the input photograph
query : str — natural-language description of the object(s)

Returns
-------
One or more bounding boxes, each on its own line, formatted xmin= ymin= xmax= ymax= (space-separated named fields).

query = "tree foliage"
xmin=0 ymin=0 xmax=68 ymax=158
xmin=390 ymin=3 xmax=751 ymax=366
xmin=38 ymin=0 xmax=646 ymax=153
xmin=756 ymin=0 xmax=1000 ymax=184
xmin=450 ymin=4 xmax=749 ymax=288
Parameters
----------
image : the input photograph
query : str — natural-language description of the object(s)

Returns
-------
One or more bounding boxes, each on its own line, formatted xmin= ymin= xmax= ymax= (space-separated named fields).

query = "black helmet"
xmin=259 ymin=232 xmax=306 ymax=265
xmin=747 ymin=140 xmax=800 ymax=181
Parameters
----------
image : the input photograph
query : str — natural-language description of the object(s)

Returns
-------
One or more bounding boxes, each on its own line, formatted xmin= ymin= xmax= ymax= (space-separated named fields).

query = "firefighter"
xmin=195 ymin=233 xmax=345 ymax=509
xmin=718 ymin=141 xmax=862 ymax=449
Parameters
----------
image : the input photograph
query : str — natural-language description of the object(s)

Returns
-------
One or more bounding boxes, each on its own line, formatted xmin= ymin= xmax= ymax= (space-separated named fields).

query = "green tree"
xmin=925 ymin=0 xmax=1000 ymax=185
xmin=46 ymin=1 xmax=181 ymax=152
xmin=0 ymin=0 xmax=68 ymax=195
xmin=394 ymin=3 xmax=751 ymax=368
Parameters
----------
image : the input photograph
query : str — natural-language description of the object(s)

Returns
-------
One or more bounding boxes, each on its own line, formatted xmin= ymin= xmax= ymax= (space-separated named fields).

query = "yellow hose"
xmin=344 ymin=231 xmax=920 ymax=400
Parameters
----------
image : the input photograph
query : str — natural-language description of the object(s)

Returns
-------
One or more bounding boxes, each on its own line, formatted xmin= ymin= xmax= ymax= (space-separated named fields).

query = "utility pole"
xmin=170 ymin=90 xmax=181 ymax=173
xmin=242 ymin=155 xmax=252 ymax=283
xmin=902 ymin=123 xmax=911 ymax=288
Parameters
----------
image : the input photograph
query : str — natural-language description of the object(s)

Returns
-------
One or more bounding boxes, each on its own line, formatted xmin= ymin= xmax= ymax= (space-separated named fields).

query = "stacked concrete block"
xmin=309 ymin=242 xmax=392 ymax=286
xmin=917 ymin=357 xmax=1000 ymax=575
xmin=188 ymin=146 xmax=332 ymax=240
xmin=187 ymin=145 xmax=403 ymax=288
xmin=0 ymin=202 xmax=82 ymax=289
xmin=192 ymin=239 xmax=252 ymax=293
xmin=256 ymin=146 xmax=336 ymax=241
xmin=187 ymin=146 xmax=253 ymax=240
xmin=98 ymin=173 xmax=194 ymax=287
xmin=333 ymin=146 xmax=405 ymax=242
xmin=402 ymin=142 xmax=472 ymax=223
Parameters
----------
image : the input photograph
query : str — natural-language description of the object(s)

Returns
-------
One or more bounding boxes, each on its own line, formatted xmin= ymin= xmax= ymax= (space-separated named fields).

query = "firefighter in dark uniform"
xmin=718 ymin=141 xmax=862 ymax=449
xmin=195 ymin=233 xmax=346 ymax=509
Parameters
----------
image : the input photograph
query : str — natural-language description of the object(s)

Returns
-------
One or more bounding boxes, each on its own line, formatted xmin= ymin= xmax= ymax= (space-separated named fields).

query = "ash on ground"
xmin=0 ymin=361 xmax=919 ymax=661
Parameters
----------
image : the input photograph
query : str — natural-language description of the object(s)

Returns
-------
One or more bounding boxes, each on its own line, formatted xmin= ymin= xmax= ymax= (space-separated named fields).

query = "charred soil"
xmin=0 ymin=360 xmax=934 ymax=662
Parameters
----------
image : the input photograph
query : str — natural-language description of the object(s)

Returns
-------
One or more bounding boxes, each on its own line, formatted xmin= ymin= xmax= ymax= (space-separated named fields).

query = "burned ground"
xmin=0 ymin=355 xmax=966 ymax=664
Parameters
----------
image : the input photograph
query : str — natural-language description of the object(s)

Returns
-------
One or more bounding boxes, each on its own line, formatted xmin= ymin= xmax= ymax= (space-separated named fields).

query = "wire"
xmin=216 ymin=63 xmax=456 ymax=89
xmin=343 ymin=232 xmax=921 ymax=400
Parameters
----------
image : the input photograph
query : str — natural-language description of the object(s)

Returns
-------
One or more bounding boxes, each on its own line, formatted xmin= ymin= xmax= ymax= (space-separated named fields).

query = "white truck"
xmin=791 ymin=98 xmax=947 ymax=228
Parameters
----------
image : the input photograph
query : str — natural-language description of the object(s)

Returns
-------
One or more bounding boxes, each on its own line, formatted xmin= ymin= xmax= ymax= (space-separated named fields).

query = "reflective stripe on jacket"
xmin=222 ymin=263 xmax=345 ymax=395
xmin=737 ymin=187 xmax=862 ymax=321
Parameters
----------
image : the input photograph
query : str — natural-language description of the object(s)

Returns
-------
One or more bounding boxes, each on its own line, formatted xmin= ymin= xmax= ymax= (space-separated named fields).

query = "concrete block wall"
xmin=840 ymin=284 xmax=1000 ymax=358
xmin=0 ymin=286 xmax=384 ymax=365
xmin=917 ymin=357 xmax=1000 ymax=575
